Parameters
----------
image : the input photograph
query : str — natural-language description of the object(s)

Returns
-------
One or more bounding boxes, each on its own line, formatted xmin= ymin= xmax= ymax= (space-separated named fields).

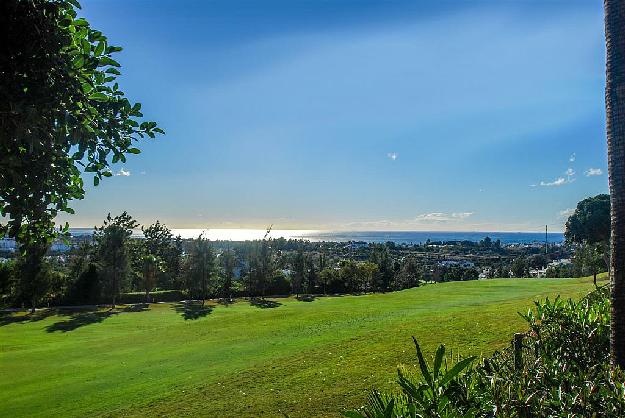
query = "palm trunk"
xmin=605 ymin=0 xmax=625 ymax=369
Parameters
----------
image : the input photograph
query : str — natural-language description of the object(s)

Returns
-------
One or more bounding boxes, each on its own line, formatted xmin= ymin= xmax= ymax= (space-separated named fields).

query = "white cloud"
xmin=116 ymin=168 xmax=131 ymax=177
xmin=140 ymin=171 xmax=147 ymax=175
xmin=540 ymin=177 xmax=567 ymax=187
xmin=387 ymin=152 xmax=398 ymax=161
xmin=559 ymin=208 xmax=575 ymax=218
xmin=343 ymin=211 xmax=476 ymax=230
xmin=585 ymin=168 xmax=603 ymax=177
xmin=413 ymin=212 xmax=474 ymax=222
xmin=539 ymin=168 xmax=576 ymax=187
xmin=569 ymin=153 xmax=576 ymax=163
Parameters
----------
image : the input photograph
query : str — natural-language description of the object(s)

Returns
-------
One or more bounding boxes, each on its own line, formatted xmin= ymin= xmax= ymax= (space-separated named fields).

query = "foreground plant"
xmin=345 ymin=286 xmax=625 ymax=417
xmin=344 ymin=338 xmax=476 ymax=418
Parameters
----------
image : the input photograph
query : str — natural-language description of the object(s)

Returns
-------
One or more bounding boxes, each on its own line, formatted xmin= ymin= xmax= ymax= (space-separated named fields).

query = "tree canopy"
xmin=0 ymin=0 xmax=162 ymax=249
xmin=564 ymin=194 xmax=610 ymax=244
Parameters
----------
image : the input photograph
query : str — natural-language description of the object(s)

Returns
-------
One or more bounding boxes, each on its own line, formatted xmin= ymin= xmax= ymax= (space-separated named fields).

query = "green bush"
xmin=345 ymin=286 xmax=625 ymax=417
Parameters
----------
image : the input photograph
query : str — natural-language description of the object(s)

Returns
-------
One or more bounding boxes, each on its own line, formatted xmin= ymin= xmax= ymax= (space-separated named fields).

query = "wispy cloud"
xmin=539 ymin=168 xmax=576 ymax=187
xmin=343 ymin=211 xmax=475 ymax=230
xmin=585 ymin=168 xmax=603 ymax=177
xmin=569 ymin=153 xmax=576 ymax=163
xmin=413 ymin=212 xmax=474 ymax=222
xmin=540 ymin=177 xmax=567 ymax=187
xmin=559 ymin=208 xmax=575 ymax=219
xmin=387 ymin=152 xmax=398 ymax=161
xmin=116 ymin=168 xmax=131 ymax=177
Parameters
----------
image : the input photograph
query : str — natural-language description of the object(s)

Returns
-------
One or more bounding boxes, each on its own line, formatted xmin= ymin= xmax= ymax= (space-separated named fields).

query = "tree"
xmin=142 ymin=221 xmax=181 ymax=288
xmin=510 ymin=257 xmax=529 ymax=278
xmin=257 ymin=239 xmax=274 ymax=297
xmin=319 ymin=267 xmax=336 ymax=295
xmin=0 ymin=0 xmax=162 ymax=311
xmin=185 ymin=235 xmax=215 ymax=305
xmin=141 ymin=255 xmax=162 ymax=303
xmin=292 ymin=247 xmax=305 ymax=297
xmin=396 ymin=257 xmax=421 ymax=289
xmin=565 ymin=194 xmax=611 ymax=282
xmin=220 ymin=248 xmax=236 ymax=300
xmin=565 ymin=195 xmax=610 ymax=245
xmin=604 ymin=0 xmax=625 ymax=368
xmin=370 ymin=245 xmax=394 ymax=291
xmin=95 ymin=212 xmax=138 ymax=308
xmin=306 ymin=256 xmax=318 ymax=294
xmin=574 ymin=243 xmax=606 ymax=286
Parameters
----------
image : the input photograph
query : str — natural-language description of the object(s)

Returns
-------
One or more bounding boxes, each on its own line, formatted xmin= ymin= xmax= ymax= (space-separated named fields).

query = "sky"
xmin=61 ymin=0 xmax=609 ymax=232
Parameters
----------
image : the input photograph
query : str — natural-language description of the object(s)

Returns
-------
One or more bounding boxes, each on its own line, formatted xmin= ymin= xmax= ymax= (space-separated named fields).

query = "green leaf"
xmin=95 ymin=41 xmax=105 ymax=56
xmin=413 ymin=337 xmax=432 ymax=386
xmin=127 ymin=148 xmax=141 ymax=154
xmin=433 ymin=344 xmax=445 ymax=380
xmin=93 ymin=176 xmax=100 ymax=186
xmin=89 ymin=92 xmax=109 ymax=102
xmin=67 ymin=0 xmax=82 ymax=9
xmin=105 ymin=67 xmax=121 ymax=75
xmin=439 ymin=356 xmax=476 ymax=387
xmin=383 ymin=398 xmax=395 ymax=418
xmin=99 ymin=56 xmax=121 ymax=67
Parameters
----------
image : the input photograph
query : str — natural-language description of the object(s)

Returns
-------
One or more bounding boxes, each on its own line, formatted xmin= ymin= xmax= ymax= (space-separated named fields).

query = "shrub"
xmin=344 ymin=286 xmax=625 ymax=417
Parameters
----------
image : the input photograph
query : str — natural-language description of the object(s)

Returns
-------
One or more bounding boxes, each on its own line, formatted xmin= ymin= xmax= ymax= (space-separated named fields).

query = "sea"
xmin=67 ymin=228 xmax=564 ymax=245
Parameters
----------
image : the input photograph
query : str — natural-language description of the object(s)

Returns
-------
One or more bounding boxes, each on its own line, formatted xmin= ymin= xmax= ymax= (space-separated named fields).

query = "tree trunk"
xmin=594 ymin=272 xmax=598 ymax=287
xmin=605 ymin=0 xmax=625 ymax=369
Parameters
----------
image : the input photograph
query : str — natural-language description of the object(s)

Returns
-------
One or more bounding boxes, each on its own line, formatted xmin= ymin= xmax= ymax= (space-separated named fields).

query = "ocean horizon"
xmin=66 ymin=228 xmax=565 ymax=245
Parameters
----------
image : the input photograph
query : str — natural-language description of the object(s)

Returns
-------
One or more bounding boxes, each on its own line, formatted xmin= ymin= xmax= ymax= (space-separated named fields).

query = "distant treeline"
xmin=1 ymin=213 xmax=597 ymax=309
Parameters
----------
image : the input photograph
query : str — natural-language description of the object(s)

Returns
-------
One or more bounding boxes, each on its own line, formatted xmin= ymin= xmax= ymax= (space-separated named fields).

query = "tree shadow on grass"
xmin=0 ymin=309 xmax=58 ymax=326
xmin=297 ymin=294 xmax=316 ymax=302
xmin=46 ymin=310 xmax=117 ymax=332
xmin=122 ymin=303 xmax=150 ymax=313
xmin=217 ymin=298 xmax=235 ymax=307
xmin=172 ymin=301 xmax=213 ymax=320
xmin=45 ymin=304 xmax=151 ymax=333
xmin=250 ymin=298 xmax=282 ymax=309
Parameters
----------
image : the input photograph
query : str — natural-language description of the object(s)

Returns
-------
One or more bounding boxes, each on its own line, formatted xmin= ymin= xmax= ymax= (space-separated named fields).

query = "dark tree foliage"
xmin=184 ymin=235 xmax=216 ymax=304
xmin=142 ymin=221 xmax=182 ymax=289
xmin=220 ymin=248 xmax=236 ymax=299
xmin=95 ymin=212 xmax=138 ymax=307
xmin=565 ymin=194 xmax=610 ymax=245
xmin=0 ymin=0 xmax=162 ymax=308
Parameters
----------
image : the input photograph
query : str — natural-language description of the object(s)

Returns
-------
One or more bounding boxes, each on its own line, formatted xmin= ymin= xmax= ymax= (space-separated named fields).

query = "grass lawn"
xmin=0 ymin=277 xmax=602 ymax=417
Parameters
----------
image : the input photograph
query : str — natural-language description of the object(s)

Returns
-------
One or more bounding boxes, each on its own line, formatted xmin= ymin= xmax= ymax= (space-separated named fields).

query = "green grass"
xmin=0 ymin=277 xmax=602 ymax=417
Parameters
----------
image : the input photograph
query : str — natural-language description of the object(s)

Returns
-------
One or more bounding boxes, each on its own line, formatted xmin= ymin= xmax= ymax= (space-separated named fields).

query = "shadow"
xmin=123 ymin=303 xmax=150 ymax=313
xmin=45 ymin=305 xmax=151 ymax=333
xmin=217 ymin=298 xmax=235 ymax=307
xmin=250 ymin=298 xmax=282 ymax=309
xmin=297 ymin=294 xmax=316 ymax=302
xmin=46 ymin=310 xmax=118 ymax=332
xmin=0 ymin=308 xmax=59 ymax=326
xmin=172 ymin=301 xmax=213 ymax=320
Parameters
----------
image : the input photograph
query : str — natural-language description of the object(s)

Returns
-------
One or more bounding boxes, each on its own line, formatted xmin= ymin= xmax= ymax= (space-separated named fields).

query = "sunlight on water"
xmin=169 ymin=229 xmax=319 ymax=241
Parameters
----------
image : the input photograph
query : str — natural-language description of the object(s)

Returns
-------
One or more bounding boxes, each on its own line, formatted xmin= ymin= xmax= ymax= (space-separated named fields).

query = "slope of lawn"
xmin=0 ymin=277 xmax=602 ymax=418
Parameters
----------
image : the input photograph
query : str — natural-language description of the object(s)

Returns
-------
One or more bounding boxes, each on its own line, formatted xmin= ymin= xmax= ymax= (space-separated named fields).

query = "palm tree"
xmin=605 ymin=0 xmax=625 ymax=368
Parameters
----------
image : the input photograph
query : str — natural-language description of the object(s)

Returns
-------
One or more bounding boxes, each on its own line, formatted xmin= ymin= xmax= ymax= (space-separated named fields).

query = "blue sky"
xmin=63 ymin=0 xmax=609 ymax=232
